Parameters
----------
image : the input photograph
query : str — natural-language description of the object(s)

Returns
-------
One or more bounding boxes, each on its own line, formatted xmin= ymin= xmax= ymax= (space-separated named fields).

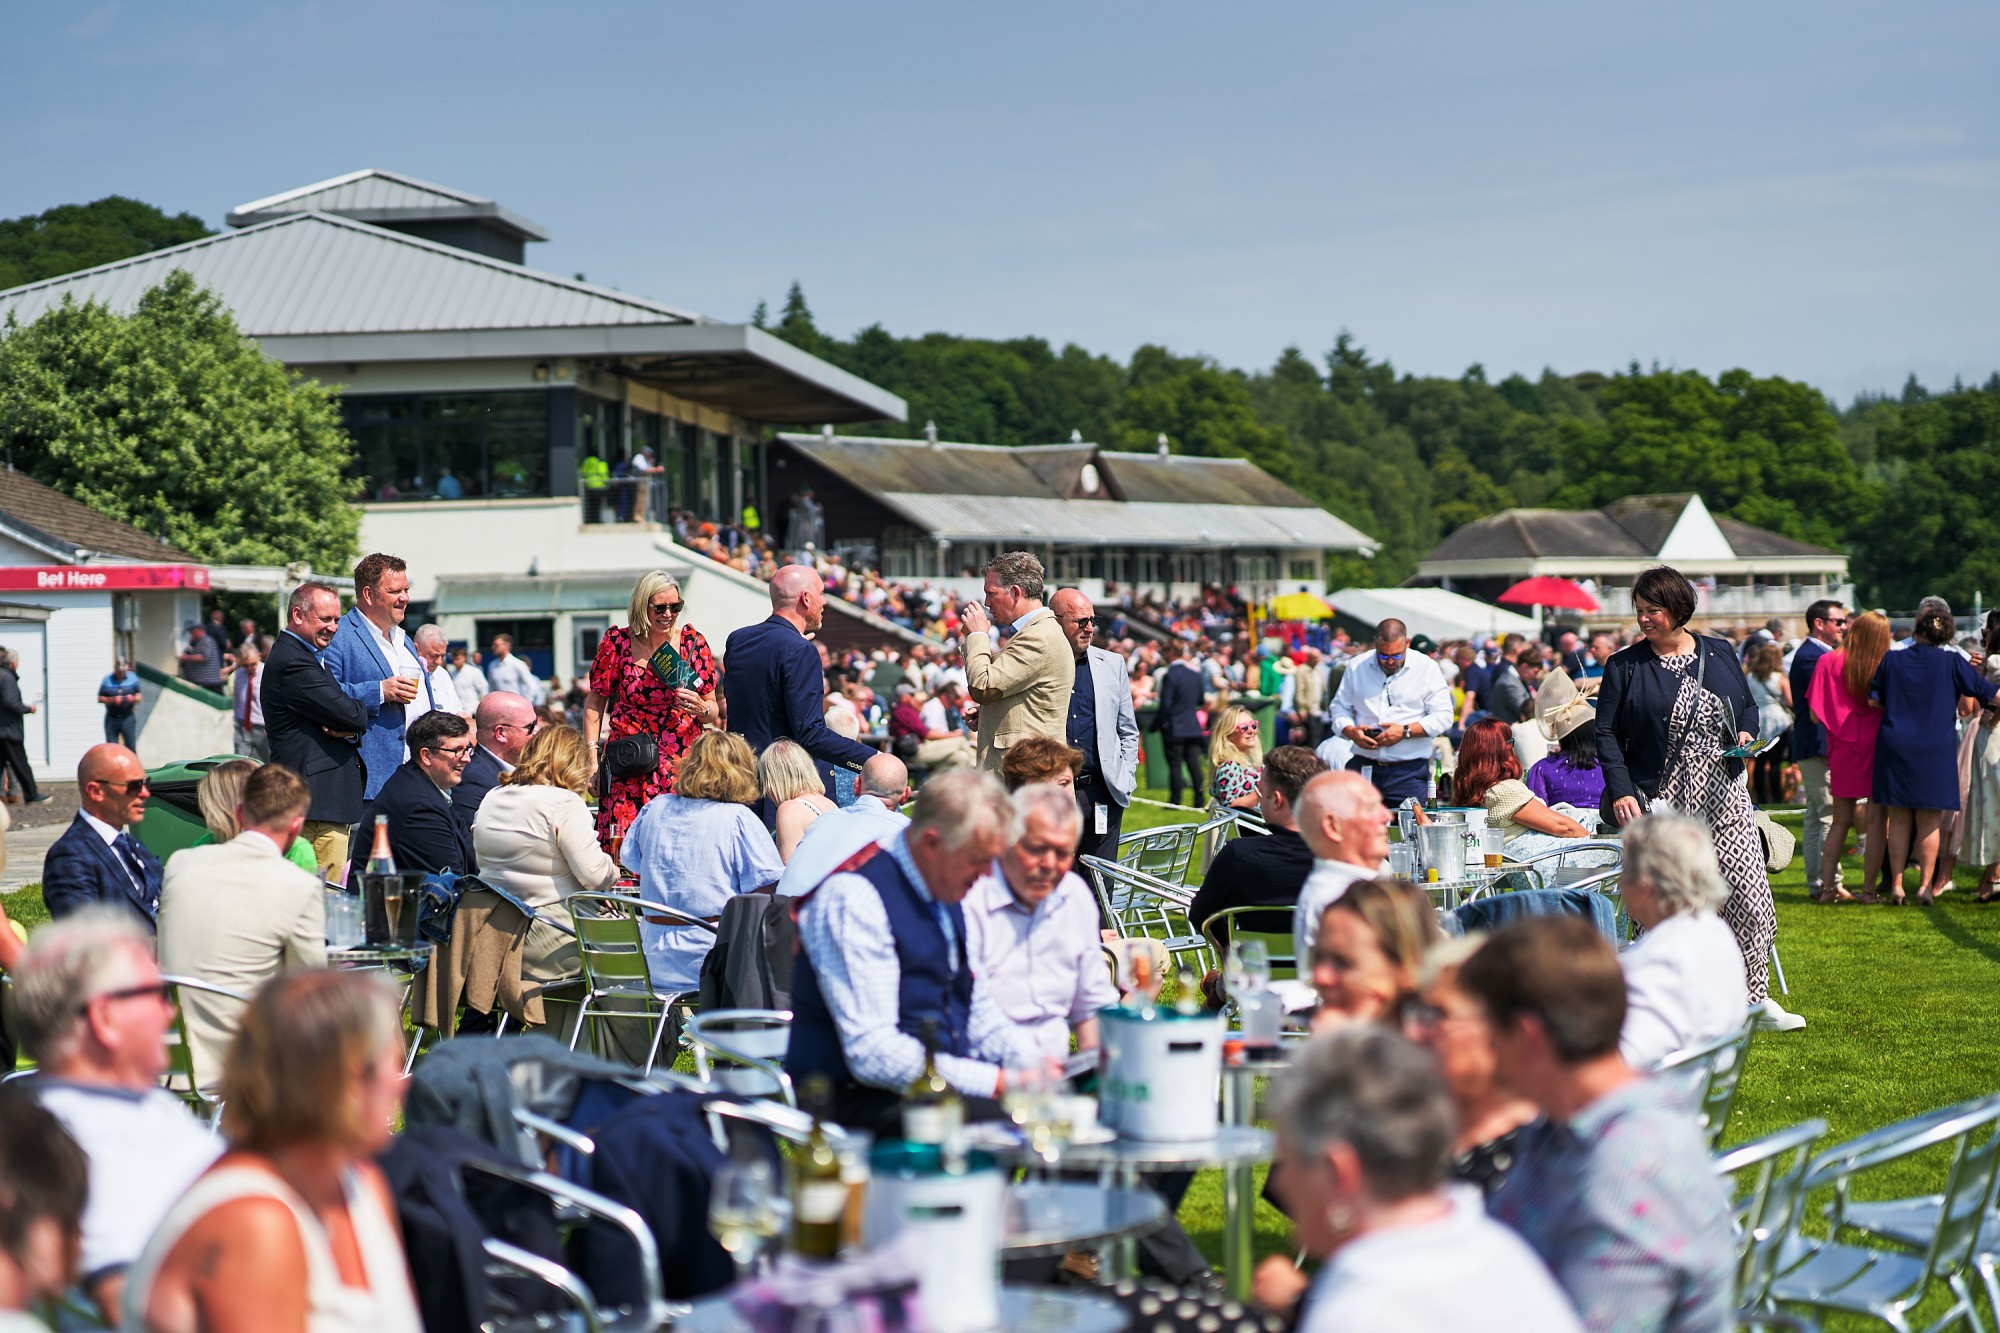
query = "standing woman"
xmin=1963 ymin=613 xmax=2000 ymax=900
xmin=1745 ymin=642 xmax=1793 ymax=806
xmin=1870 ymin=603 xmax=1998 ymax=904
xmin=1808 ymin=611 xmax=1891 ymax=903
xmin=584 ymin=571 xmax=719 ymax=850
xmin=1595 ymin=566 xmax=1797 ymax=1032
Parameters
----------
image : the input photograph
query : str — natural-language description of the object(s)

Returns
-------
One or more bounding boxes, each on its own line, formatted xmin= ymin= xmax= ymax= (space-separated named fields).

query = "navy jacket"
xmin=1152 ymin=660 xmax=1206 ymax=740
xmin=722 ymin=615 xmax=874 ymax=785
xmin=354 ymin=760 xmax=477 ymax=878
xmin=454 ymin=746 xmax=505 ymax=843
xmin=0 ymin=667 xmax=29 ymax=743
xmin=43 ymin=814 xmax=162 ymax=929
xmin=263 ymin=629 xmax=370 ymax=825
xmin=1788 ymin=637 xmax=1830 ymax=762
xmin=1595 ymin=636 xmax=1758 ymax=806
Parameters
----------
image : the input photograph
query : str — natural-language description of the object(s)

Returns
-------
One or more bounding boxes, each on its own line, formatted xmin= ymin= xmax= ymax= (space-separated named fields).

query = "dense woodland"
xmin=1 ymin=198 xmax=1994 ymax=610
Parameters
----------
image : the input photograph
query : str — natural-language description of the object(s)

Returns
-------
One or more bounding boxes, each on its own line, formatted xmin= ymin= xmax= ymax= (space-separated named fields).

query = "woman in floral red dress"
xmin=584 ymin=571 xmax=720 ymax=850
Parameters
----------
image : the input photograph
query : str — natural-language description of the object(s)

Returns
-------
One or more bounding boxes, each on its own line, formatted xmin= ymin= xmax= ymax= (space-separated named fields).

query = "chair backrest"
xmin=1449 ymin=887 xmax=1621 ymax=943
xmin=1657 ymin=1019 xmax=1756 ymax=1149
xmin=1713 ymin=1117 xmax=1826 ymax=1311
xmin=1117 ymin=823 xmax=1201 ymax=883
xmin=1197 ymin=905 xmax=1300 ymax=982
xmin=159 ymin=975 xmax=249 ymax=1120
xmin=685 ymin=1009 xmax=794 ymax=1105
xmin=565 ymin=893 xmax=654 ymax=988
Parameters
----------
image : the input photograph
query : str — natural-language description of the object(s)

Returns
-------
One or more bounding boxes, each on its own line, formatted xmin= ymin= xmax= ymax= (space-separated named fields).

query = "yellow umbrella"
xmin=1269 ymin=591 xmax=1335 ymax=621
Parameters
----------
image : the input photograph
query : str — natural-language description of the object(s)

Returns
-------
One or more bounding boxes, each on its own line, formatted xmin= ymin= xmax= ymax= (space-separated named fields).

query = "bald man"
xmin=1051 ymin=588 xmax=1139 ymax=860
xmin=42 ymin=744 xmax=164 ymax=929
xmin=457 ymin=690 xmax=535 ymax=831
xmin=725 ymin=564 xmax=876 ymax=811
xmin=1290 ymin=770 xmax=1393 ymax=966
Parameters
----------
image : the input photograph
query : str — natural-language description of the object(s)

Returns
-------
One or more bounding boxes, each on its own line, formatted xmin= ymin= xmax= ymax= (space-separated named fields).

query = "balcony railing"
xmin=1592 ymin=583 xmax=1856 ymax=619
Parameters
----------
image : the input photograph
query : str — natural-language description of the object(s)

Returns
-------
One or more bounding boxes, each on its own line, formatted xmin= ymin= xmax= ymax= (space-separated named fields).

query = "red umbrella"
xmin=1497 ymin=576 xmax=1599 ymax=612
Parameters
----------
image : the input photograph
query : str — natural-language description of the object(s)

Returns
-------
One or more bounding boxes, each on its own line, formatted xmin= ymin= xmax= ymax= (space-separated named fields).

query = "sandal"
xmin=1975 ymin=882 xmax=2000 ymax=904
xmin=1821 ymin=886 xmax=1856 ymax=904
xmin=1890 ymin=888 xmax=1907 ymax=907
xmin=1917 ymin=888 xmax=1934 ymax=907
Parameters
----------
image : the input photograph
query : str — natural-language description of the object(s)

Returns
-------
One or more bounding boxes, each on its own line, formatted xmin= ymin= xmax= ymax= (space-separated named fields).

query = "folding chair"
xmin=565 ymin=892 xmax=709 ymax=1074
xmin=1767 ymin=1095 xmax=2000 ymax=1332
xmin=1197 ymin=905 xmax=1299 ymax=982
xmin=1078 ymin=854 xmax=1213 ymax=976
xmin=684 ymin=1009 xmax=795 ymax=1106
xmin=160 ymin=975 xmax=249 ymax=1125
xmin=1115 ymin=822 xmax=1204 ymax=884
xmin=1714 ymin=1118 xmax=1827 ymax=1324
xmin=1658 ymin=1018 xmax=1756 ymax=1150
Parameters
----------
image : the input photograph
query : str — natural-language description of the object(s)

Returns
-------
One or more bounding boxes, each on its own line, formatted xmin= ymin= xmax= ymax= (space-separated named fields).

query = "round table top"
xmin=675 ymin=1283 xmax=1128 ymax=1332
xmin=327 ymin=942 xmax=432 ymax=966
xmin=976 ymin=1124 xmax=1274 ymax=1171
xmin=1002 ymin=1182 xmax=1166 ymax=1257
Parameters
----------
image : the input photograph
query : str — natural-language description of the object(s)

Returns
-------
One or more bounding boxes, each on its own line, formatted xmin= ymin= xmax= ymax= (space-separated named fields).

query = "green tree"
xmin=0 ymin=196 xmax=210 ymax=290
xmin=1853 ymin=383 xmax=2000 ymax=611
xmin=0 ymin=269 xmax=359 ymax=569
xmin=773 ymin=281 xmax=828 ymax=360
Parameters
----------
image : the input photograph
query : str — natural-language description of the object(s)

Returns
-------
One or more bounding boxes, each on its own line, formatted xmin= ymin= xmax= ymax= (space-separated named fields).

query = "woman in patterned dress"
xmin=583 ymin=570 xmax=719 ymax=849
xmin=1596 ymin=565 xmax=1798 ymax=1032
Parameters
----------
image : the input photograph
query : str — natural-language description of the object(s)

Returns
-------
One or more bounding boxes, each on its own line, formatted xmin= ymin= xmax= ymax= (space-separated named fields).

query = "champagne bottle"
xmin=789 ymin=1077 xmax=845 ymax=1260
xmin=365 ymin=814 xmax=397 ymax=876
xmin=902 ymin=1019 xmax=961 ymax=1146
xmin=1174 ymin=968 xmax=1201 ymax=1016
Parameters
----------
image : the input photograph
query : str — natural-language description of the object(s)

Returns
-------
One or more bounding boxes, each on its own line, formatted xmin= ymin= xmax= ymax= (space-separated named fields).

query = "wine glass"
xmin=708 ymin=1160 xmax=781 ymax=1282
xmin=1235 ymin=940 xmax=1271 ymax=995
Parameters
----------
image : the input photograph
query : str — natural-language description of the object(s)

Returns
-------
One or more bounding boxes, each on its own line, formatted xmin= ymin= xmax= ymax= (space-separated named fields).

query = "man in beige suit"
xmin=157 ymin=763 xmax=326 ymax=1092
xmin=960 ymin=551 xmax=1072 ymax=774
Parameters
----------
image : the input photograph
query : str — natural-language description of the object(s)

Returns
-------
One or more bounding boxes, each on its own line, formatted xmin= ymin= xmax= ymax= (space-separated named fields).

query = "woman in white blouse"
xmin=472 ymin=725 xmax=620 ymax=992
xmin=1617 ymin=812 xmax=1749 ymax=1070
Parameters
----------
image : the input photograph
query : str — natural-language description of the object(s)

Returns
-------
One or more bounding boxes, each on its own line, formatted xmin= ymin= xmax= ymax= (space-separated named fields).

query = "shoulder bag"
xmin=1599 ymin=636 xmax=1709 ymax=827
xmin=598 ymin=633 xmax=660 ymax=790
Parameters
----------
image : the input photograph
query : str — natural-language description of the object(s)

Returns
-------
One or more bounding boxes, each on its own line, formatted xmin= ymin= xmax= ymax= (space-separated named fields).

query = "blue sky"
xmin=5 ymin=2 xmax=1995 ymax=404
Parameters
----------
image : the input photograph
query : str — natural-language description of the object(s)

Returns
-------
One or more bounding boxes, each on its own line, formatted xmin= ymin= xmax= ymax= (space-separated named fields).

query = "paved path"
xmin=1 ymin=823 xmax=64 ymax=894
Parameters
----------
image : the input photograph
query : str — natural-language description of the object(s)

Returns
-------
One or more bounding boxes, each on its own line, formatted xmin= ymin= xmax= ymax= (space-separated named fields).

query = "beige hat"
xmin=1535 ymin=669 xmax=1599 ymax=742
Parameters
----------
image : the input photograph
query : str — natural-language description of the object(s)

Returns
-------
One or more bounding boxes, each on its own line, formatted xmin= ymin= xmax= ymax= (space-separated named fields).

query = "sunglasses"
xmin=79 ymin=982 xmax=171 ymax=1014
xmin=1824 ymin=618 xmax=1850 ymax=628
xmin=648 ymin=600 xmax=685 ymax=619
xmin=93 ymin=778 xmax=150 ymax=796
xmin=1235 ymin=720 xmax=1259 ymax=732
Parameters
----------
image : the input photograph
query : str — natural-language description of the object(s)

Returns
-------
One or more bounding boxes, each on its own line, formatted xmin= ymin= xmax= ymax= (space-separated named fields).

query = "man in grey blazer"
xmin=1051 ymin=589 xmax=1140 ymax=861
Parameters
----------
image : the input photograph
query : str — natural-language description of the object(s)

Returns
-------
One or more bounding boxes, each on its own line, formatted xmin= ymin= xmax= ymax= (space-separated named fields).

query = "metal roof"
xmin=226 ymin=168 xmax=551 ymax=241
xmin=874 ymin=493 xmax=1375 ymax=551
xmin=1422 ymin=496 xmax=1837 ymax=566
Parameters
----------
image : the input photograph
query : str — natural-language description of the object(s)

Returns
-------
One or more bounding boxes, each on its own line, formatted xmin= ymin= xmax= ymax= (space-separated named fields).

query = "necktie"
xmin=113 ymin=833 xmax=154 ymax=904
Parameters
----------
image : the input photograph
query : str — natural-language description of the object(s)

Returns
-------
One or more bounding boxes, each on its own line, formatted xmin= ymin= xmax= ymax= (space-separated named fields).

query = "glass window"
xmin=696 ymin=429 xmax=720 ymax=519
xmin=660 ymin=422 xmax=689 ymax=513
xmin=342 ymin=391 xmax=551 ymax=501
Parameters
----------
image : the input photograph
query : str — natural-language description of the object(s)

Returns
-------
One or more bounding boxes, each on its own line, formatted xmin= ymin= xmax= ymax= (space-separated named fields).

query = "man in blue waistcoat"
xmin=787 ymin=769 xmax=1045 ymax=1135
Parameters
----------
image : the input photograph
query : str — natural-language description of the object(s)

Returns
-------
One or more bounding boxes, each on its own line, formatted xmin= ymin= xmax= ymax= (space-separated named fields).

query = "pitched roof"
xmin=1421 ymin=495 xmax=1838 ymax=565
xmin=1097 ymin=451 xmax=1321 ymax=507
xmin=0 ymin=468 xmax=193 ymax=563
xmin=226 ymin=168 xmax=551 ymax=241
xmin=1603 ymin=493 xmax=1694 ymax=552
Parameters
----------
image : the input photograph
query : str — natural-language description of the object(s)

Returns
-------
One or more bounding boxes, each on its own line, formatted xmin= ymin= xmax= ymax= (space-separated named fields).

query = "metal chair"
xmin=1115 ymin=822 xmax=1204 ymax=884
xmin=1835 ymin=1126 xmax=2000 ymax=1324
xmin=1078 ymin=855 xmax=1212 ymax=976
xmin=159 ymin=975 xmax=250 ymax=1124
xmin=1715 ymin=1118 xmax=1828 ymax=1323
xmin=1658 ymin=1018 xmax=1757 ymax=1150
xmin=1197 ymin=904 xmax=1299 ymax=982
xmin=684 ymin=1009 xmax=795 ymax=1106
xmin=565 ymin=892 xmax=709 ymax=1074
xmin=1767 ymin=1095 xmax=2000 ymax=1332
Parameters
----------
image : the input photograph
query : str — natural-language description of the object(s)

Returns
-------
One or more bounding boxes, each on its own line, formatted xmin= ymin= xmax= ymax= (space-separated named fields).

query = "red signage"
xmin=0 ymin=564 xmax=210 ymax=592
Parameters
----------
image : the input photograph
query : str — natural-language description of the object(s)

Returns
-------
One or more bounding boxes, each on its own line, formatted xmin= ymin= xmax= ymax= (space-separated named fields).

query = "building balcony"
xmin=1592 ymin=581 xmax=1856 ymax=622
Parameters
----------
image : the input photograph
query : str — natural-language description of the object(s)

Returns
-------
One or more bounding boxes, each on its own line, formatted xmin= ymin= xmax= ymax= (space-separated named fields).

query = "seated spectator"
xmin=42 ymin=743 xmax=162 ymax=931
xmin=759 ymin=740 xmax=837 ymax=862
xmin=471 ymin=725 xmax=620 ymax=1017
xmin=455 ymin=690 xmax=537 ymax=834
xmin=1270 ymin=1026 xmax=1582 ymax=1333
xmin=1207 ymin=704 xmax=1263 ymax=810
xmin=1460 ymin=917 xmax=1735 ymax=1333
xmin=823 ymin=706 xmax=864 ymax=805
xmin=1292 ymin=771 xmax=1393 ymax=966
xmin=0 ymin=1089 xmax=92 ymax=1327
xmin=1189 ymin=745 xmax=1327 ymax=937
xmin=622 ymin=732 xmax=783 ymax=993
xmin=776 ymin=755 xmax=911 ymax=898
xmin=14 ymin=911 xmax=221 ymax=1325
xmin=1616 ymin=814 xmax=1749 ymax=1070
xmin=1308 ymin=879 xmax=1438 ymax=1032
xmin=1399 ymin=936 xmax=1538 ymax=1197
xmin=196 ymin=757 xmax=319 ymax=875
xmin=350 ymin=710 xmax=478 ymax=878
xmin=1453 ymin=718 xmax=1594 ymax=857
xmin=915 ymin=680 xmax=976 ymax=772
xmin=123 ymin=970 xmax=422 ymax=1332
xmin=1525 ymin=670 xmax=1607 ymax=813
xmin=886 ymin=683 xmax=926 ymax=762
xmin=785 ymin=770 xmax=1045 ymax=1135
xmin=159 ymin=764 xmax=327 ymax=1093
xmin=999 ymin=736 xmax=1083 ymax=793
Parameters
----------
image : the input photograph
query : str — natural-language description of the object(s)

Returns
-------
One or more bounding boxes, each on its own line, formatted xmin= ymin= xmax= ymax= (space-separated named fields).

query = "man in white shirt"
xmin=451 ymin=647 xmax=491 ymax=704
xmin=1329 ymin=618 xmax=1454 ymax=805
xmin=15 ymin=910 xmax=222 ymax=1324
xmin=486 ymin=633 xmax=546 ymax=704
xmin=412 ymin=622 xmax=467 ymax=720
xmin=776 ymin=755 xmax=911 ymax=897
xmin=1292 ymin=770 xmax=1394 ymax=970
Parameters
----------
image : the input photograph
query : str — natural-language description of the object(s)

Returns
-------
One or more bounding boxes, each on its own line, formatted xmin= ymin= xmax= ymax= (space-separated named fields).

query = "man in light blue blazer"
xmin=1051 ymin=589 xmax=1140 ymax=862
xmin=321 ymin=552 xmax=424 ymax=801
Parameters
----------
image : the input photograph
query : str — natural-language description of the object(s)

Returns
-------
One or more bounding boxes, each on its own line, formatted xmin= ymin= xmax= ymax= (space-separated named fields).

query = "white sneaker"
xmin=1754 ymin=998 xmax=1806 ymax=1032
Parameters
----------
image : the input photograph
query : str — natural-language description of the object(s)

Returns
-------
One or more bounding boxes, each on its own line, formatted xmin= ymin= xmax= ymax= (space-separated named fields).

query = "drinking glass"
xmin=1236 ymin=940 xmax=1271 ymax=994
xmin=708 ymin=1160 xmax=782 ymax=1282
xmin=324 ymin=891 xmax=364 ymax=949
xmin=1482 ymin=827 xmax=1505 ymax=870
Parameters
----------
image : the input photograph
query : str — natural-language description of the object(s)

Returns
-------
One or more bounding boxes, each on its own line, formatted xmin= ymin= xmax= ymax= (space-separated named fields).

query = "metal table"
xmin=1002 ymin=1182 xmax=1166 ymax=1258
xmin=675 ymin=1283 xmax=1128 ymax=1332
xmin=327 ymin=943 xmax=432 ymax=967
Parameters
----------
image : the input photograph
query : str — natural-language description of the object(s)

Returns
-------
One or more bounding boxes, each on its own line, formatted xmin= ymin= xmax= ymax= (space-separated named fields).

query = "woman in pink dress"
xmin=1808 ymin=610 xmax=1891 ymax=903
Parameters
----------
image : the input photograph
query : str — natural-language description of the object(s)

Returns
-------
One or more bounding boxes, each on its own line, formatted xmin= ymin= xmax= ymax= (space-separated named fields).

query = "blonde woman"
xmin=583 ymin=570 xmax=719 ymax=851
xmin=1208 ymin=704 xmax=1264 ymax=810
xmin=622 ymin=731 xmax=782 ymax=992
xmin=194 ymin=758 xmax=322 ymax=876
xmin=760 ymin=739 xmax=835 ymax=861
xmin=472 ymin=725 xmax=620 ymax=998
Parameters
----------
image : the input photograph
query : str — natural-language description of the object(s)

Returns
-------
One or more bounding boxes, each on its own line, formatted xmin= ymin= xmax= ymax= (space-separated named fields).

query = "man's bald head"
xmin=1050 ymin=588 xmax=1097 ymax=656
xmin=77 ymin=743 xmax=148 ymax=829
xmin=770 ymin=565 xmax=825 ymax=632
xmin=858 ymin=754 xmax=910 ymax=803
xmin=474 ymin=691 xmax=537 ymax=765
xmin=1374 ymin=619 xmax=1408 ymax=646
xmin=1295 ymin=770 xmax=1391 ymax=869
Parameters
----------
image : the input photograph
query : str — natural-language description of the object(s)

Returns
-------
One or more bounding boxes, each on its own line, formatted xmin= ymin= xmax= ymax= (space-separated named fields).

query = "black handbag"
xmin=597 ymin=635 xmax=660 ymax=787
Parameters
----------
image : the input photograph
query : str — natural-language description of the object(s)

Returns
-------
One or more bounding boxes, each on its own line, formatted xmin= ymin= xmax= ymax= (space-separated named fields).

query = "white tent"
xmin=1331 ymin=587 xmax=1541 ymax=644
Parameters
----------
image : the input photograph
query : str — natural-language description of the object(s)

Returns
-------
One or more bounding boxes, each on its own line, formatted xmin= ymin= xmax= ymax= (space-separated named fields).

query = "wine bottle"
xmin=1174 ymin=968 xmax=1201 ymax=1016
xmin=902 ymin=1019 xmax=961 ymax=1146
xmin=789 ymin=1077 xmax=845 ymax=1260
xmin=365 ymin=814 xmax=397 ymax=876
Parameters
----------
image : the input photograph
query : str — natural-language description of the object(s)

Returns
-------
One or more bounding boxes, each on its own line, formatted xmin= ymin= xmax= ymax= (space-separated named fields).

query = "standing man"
xmin=229 ymin=640 xmax=268 ymax=760
xmin=959 ymin=552 xmax=1071 ymax=775
xmin=1484 ymin=649 xmax=1532 ymax=724
xmin=97 ymin=659 xmax=142 ymax=752
xmin=485 ymin=634 xmax=545 ymax=705
xmin=411 ymin=623 xmax=466 ymax=720
xmin=1050 ymin=588 xmax=1139 ymax=861
xmin=725 ymin=565 xmax=877 ymax=799
xmin=1153 ymin=639 xmax=1208 ymax=807
xmin=352 ymin=710 xmax=478 ymax=877
xmin=451 ymin=646 xmax=491 ymax=706
xmin=0 ymin=649 xmax=43 ymax=804
xmin=1329 ymin=618 xmax=1454 ymax=806
xmin=176 ymin=622 xmax=225 ymax=692
xmin=322 ymin=552 xmax=424 ymax=801
xmin=263 ymin=581 xmax=371 ymax=873
xmin=457 ymin=691 xmax=536 ymax=833
xmin=1291 ymin=647 xmax=1327 ymax=748
xmin=1790 ymin=599 xmax=1848 ymax=899
xmin=41 ymin=744 xmax=162 ymax=929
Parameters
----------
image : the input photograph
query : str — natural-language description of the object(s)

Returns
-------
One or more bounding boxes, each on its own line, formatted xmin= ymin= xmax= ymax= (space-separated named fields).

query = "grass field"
xmin=10 ymin=797 xmax=1999 ymax=1323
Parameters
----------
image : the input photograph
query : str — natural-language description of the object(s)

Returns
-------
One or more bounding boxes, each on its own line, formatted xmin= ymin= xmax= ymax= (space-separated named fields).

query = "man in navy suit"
xmin=1151 ymin=639 xmax=1208 ymax=807
xmin=725 ymin=565 xmax=875 ymax=801
xmin=455 ymin=691 xmax=536 ymax=841
xmin=1790 ymin=598 xmax=1848 ymax=899
xmin=263 ymin=582 xmax=371 ymax=873
xmin=42 ymin=743 xmax=163 ymax=929
xmin=352 ymin=710 xmax=478 ymax=878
